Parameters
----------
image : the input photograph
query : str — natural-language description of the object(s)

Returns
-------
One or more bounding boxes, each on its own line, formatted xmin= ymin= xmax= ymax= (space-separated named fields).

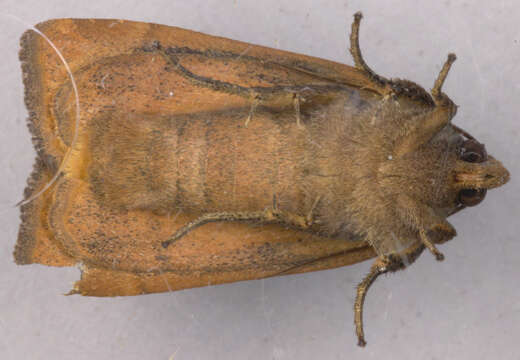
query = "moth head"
xmin=430 ymin=55 xmax=509 ymax=208
xmin=452 ymin=137 xmax=509 ymax=208
xmin=383 ymin=125 xmax=510 ymax=218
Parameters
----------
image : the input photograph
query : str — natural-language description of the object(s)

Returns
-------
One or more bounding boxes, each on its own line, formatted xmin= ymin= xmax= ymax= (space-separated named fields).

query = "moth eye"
xmin=458 ymin=188 xmax=487 ymax=207
xmin=460 ymin=139 xmax=487 ymax=163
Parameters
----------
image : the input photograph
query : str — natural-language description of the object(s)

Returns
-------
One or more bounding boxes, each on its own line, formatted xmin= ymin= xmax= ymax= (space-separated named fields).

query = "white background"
xmin=1 ymin=1 xmax=518 ymax=359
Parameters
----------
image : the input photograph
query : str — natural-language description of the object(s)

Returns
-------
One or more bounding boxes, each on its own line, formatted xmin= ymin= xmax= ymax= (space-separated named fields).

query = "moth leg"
xmin=355 ymin=257 xmax=390 ymax=347
xmin=246 ymin=92 xmax=307 ymax=128
xmin=306 ymin=195 xmax=321 ymax=224
xmin=293 ymin=93 xmax=303 ymax=128
xmin=244 ymin=95 xmax=261 ymax=127
xmin=162 ymin=211 xmax=265 ymax=248
xmin=419 ymin=230 xmax=444 ymax=261
xmin=349 ymin=12 xmax=387 ymax=85
xmin=395 ymin=194 xmax=456 ymax=261
xmin=162 ymin=197 xmax=317 ymax=248
xmin=355 ymin=242 xmax=424 ymax=347
xmin=155 ymin=43 xmax=257 ymax=100
xmin=271 ymin=194 xmax=320 ymax=228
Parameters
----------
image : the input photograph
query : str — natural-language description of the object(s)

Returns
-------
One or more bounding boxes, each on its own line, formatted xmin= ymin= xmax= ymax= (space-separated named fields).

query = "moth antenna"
xmin=5 ymin=13 xmax=81 ymax=207
xmin=349 ymin=12 xmax=387 ymax=84
xmin=431 ymin=53 xmax=456 ymax=103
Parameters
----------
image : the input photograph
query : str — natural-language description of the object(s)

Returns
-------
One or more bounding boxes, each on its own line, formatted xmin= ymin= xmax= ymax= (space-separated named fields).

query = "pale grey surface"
xmin=0 ymin=1 xmax=518 ymax=359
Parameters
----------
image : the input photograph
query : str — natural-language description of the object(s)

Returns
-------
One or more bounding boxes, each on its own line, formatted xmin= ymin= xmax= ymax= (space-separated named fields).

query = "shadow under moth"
xmin=15 ymin=13 xmax=509 ymax=346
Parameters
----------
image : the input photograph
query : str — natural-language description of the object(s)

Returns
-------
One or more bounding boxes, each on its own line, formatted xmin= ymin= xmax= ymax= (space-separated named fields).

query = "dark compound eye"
xmin=458 ymin=188 xmax=487 ymax=207
xmin=460 ymin=139 xmax=487 ymax=163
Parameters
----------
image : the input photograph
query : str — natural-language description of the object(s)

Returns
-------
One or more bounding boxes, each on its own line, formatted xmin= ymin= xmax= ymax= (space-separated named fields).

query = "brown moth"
xmin=15 ymin=13 xmax=509 ymax=346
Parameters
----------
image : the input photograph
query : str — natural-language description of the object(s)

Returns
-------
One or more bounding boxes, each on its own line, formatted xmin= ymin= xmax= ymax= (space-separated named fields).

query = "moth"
xmin=15 ymin=13 xmax=509 ymax=346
